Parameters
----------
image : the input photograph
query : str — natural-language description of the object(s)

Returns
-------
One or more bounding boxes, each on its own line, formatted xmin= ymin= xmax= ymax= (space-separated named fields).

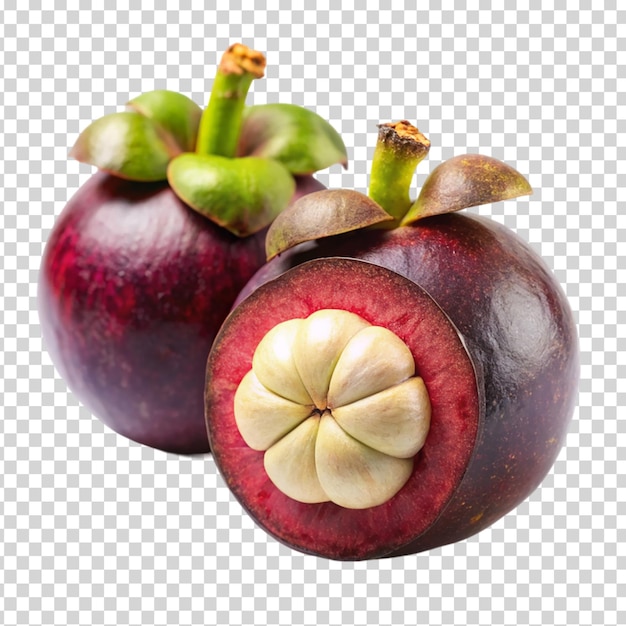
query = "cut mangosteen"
xmin=206 ymin=121 xmax=579 ymax=559
xmin=207 ymin=258 xmax=480 ymax=559
xmin=38 ymin=44 xmax=347 ymax=454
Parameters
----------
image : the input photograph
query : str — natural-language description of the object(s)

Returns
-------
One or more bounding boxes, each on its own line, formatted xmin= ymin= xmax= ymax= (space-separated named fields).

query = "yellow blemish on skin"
xmin=470 ymin=511 xmax=484 ymax=524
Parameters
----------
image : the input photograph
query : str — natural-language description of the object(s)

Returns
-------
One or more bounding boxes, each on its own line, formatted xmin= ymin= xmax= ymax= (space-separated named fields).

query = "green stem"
xmin=368 ymin=122 xmax=431 ymax=222
xmin=196 ymin=44 xmax=266 ymax=158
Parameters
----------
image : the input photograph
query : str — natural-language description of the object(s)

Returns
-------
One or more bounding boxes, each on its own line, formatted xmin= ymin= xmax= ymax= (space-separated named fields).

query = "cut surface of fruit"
xmin=206 ymin=257 xmax=480 ymax=560
xmin=234 ymin=309 xmax=431 ymax=509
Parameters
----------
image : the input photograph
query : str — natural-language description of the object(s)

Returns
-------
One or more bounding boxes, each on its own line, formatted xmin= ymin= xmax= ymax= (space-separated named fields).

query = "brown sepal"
xmin=265 ymin=189 xmax=393 ymax=260
xmin=402 ymin=154 xmax=532 ymax=225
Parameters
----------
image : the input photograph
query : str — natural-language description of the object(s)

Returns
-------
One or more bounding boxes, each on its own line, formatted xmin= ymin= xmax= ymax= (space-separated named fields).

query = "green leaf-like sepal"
xmin=69 ymin=112 xmax=176 ymax=182
xmin=401 ymin=154 xmax=532 ymax=226
xmin=127 ymin=90 xmax=202 ymax=153
xmin=238 ymin=103 xmax=348 ymax=175
xmin=70 ymin=90 xmax=202 ymax=181
xmin=168 ymin=153 xmax=296 ymax=237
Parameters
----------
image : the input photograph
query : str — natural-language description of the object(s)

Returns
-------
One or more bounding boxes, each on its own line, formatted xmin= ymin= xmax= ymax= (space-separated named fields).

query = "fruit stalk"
xmin=368 ymin=121 xmax=431 ymax=222
xmin=196 ymin=43 xmax=267 ymax=158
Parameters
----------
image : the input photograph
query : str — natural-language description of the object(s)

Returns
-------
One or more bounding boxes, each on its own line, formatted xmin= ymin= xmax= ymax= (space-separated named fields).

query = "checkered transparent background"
xmin=1 ymin=2 xmax=623 ymax=625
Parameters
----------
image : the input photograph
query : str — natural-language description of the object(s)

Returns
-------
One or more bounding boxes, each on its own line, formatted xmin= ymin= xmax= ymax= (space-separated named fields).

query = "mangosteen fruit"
xmin=38 ymin=44 xmax=347 ymax=454
xmin=205 ymin=121 xmax=579 ymax=559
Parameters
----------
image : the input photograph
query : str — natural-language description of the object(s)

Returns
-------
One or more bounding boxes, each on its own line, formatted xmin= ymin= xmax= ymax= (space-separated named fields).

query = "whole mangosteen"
xmin=38 ymin=44 xmax=347 ymax=454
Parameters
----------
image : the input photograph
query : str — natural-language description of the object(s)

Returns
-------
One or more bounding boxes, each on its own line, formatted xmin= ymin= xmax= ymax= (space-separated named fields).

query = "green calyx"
xmin=238 ymin=103 xmax=348 ymax=175
xmin=69 ymin=43 xmax=348 ymax=237
xmin=168 ymin=154 xmax=295 ymax=237
xmin=265 ymin=120 xmax=533 ymax=258
xmin=69 ymin=94 xmax=201 ymax=182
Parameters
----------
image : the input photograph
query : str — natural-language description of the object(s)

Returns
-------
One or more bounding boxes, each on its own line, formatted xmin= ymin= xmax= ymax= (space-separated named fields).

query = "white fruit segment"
xmin=263 ymin=416 xmax=328 ymax=504
xmin=234 ymin=371 xmax=314 ymax=451
xmin=234 ymin=309 xmax=431 ymax=509
xmin=327 ymin=325 xmax=416 ymax=407
xmin=331 ymin=377 xmax=430 ymax=459
xmin=292 ymin=309 xmax=369 ymax=409
xmin=252 ymin=319 xmax=313 ymax=405
xmin=315 ymin=412 xmax=414 ymax=509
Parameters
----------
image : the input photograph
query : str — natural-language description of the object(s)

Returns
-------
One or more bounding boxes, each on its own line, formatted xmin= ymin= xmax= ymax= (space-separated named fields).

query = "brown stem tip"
xmin=377 ymin=121 xmax=431 ymax=159
xmin=219 ymin=43 xmax=266 ymax=78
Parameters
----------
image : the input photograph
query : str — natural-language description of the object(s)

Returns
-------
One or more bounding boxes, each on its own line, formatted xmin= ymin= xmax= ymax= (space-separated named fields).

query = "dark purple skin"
xmin=235 ymin=212 xmax=579 ymax=553
xmin=39 ymin=171 xmax=324 ymax=454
